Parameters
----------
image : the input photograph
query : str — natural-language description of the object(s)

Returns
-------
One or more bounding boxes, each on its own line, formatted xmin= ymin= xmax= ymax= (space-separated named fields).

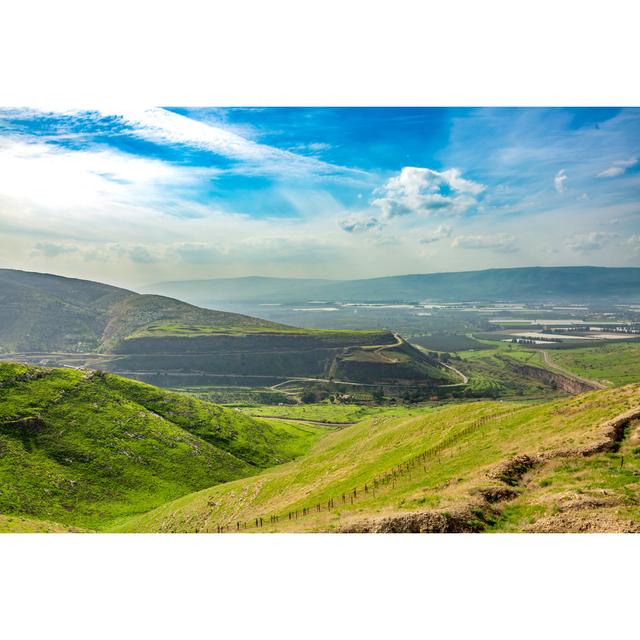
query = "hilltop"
xmin=118 ymin=383 xmax=640 ymax=533
xmin=146 ymin=266 xmax=640 ymax=304
xmin=0 ymin=362 xmax=325 ymax=530
xmin=0 ymin=268 xmax=285 ymax=353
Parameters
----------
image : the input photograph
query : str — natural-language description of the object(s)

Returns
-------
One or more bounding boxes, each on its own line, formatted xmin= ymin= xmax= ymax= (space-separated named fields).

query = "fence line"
xmin=212 ymin=407 xmax=526 ymax=533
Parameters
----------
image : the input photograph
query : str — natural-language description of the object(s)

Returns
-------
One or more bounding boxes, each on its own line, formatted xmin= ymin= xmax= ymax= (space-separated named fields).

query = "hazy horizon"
xmin=1 ymin=107 xmax=639 ymax=289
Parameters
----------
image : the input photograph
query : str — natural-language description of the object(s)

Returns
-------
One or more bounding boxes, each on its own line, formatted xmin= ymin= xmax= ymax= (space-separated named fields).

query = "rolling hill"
xmin=117 ymin=383 xmax=640 ymax=533
xmin=146 ymin=266 xmax=640 ymax=304
xmin=0 ymin=362 xmax=325 ymax=530
xmin=0 ymin=269 xmax=450 ymax=388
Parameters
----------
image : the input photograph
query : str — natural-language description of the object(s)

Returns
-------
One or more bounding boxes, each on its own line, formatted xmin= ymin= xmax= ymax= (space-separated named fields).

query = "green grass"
xmin=117 ymin=384 xmax=640 ymax=532
xmin=237 ymin=402 xmax=429 ymax=423
xmin=0 ymin=363 xmax=324 ymax=531
xmin=132 ymin=323 xmax=389 ymax=339
xmin=492 ymin=417 xmax=640 ymax=532
xmin=546 ymin=343 xmax=640 ymax=387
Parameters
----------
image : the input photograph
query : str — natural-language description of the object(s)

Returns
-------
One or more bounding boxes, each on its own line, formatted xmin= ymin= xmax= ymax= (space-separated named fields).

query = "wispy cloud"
xmin=31 ymin=242 xmax=79 ymax=258
xmin=597 ymin=156 xmax=638 ymax=178
xmin=564 ymin=231 xmax=619 ymax=252
xmin=452 ymin=233 xmax=518 ymax=252
xmin=97 ymin=107 xmax=354 ymax=177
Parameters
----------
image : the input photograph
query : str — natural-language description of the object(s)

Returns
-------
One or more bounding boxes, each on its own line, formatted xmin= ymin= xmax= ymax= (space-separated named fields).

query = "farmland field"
xmin=546 ymin=343 xmax=640 ymax=387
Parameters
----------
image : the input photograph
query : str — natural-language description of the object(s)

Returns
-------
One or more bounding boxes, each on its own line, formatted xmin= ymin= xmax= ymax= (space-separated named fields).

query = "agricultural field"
xmin=237 ymin=402 xmax=429 ymax=424
xmin=545 ymin=343 xmax=640 ymax=387
xmin=410 ymin=333 xmax=492 ymax=352
xmin=117 ymin=384 xmax=640 ymax=533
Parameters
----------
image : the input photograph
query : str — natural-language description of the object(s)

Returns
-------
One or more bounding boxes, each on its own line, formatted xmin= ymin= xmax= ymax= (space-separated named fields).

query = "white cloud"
xmin=564 ymin=231 xmax=619 ymax=252
xmin=452 ymin=233 xmax=518 ymax=252
xmin=0 ymin=135 xmax=206 ymax=214
xmin=597 ymin=156 xmax=638 ymax=178
xmin=554 ymin=169 xmax=568 ymax=193
xmin=420 ymin=224 xmax=452 ymax=244
xmin=93 ymin=107 xmax=351 ymax=177
xmin=371 ymin=166 xmax=485 ymax=221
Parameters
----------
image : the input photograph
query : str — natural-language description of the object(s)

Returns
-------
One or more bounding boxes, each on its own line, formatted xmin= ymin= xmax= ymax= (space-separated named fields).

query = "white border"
xmin=1 ymin=1 xmax=639 ymax=637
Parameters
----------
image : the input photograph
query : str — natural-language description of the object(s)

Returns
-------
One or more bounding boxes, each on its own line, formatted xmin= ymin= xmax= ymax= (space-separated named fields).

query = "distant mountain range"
xmin=145 ymin=266 xmax=640 ymax=305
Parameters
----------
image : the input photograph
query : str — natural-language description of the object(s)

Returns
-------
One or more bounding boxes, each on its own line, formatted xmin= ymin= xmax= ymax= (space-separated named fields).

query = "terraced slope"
xmin=117 ymin=384 xmax=640 ymax=533
xmin=0 ymin=269 xmax=444 ymax=388
xmin=0 ymin=363 xmax=324 ymax=531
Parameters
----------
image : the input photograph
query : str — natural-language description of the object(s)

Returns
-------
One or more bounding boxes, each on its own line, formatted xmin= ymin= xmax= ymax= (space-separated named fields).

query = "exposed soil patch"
xmin=524 ymin=511 xmax=640 ymax=533
xmin=499 ymin=356 xmax=597 ymax=394
xmin=340 ymin=506 xmax=490 ymax=533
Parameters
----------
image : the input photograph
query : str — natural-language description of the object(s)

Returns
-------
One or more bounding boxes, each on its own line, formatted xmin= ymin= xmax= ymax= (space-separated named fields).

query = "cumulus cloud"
xmin=597 ymin=156 xmax=638 ymax=178
xmin=371 ymin=166 xmax=485 ymax=221
xmin=564 ymin=231 xmax=619 ymax=252
xmin=554 ymin=169 xmax=568 ymax=193
xmin=420 ymin=224 xmax=452 ymax=244
xmin=452 ymin=233 xmax=518 ymax=252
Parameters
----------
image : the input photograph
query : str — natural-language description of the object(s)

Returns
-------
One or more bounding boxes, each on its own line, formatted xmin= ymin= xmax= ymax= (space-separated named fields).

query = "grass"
xmin=0 ymin=363 xmax=324 ymax=531
xmin=116 ymin=383 xmax=640 ymax=532
xmin=132 ymin=322 xmax=389 ymax=339
xmin=492 ymin=418 xmax=640 ymax=532
xmin=546 ymin=343 xmax=640 ymax=387
xmin=237 ymin=403 xmax=430 ymax=423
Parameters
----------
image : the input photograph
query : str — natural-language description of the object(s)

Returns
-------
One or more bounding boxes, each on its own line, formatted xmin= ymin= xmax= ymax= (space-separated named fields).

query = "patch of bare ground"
xmin=524 ymin=511 xmax=640 ymax=533
xmin=340 ymin=505 xmax=492 ymax=533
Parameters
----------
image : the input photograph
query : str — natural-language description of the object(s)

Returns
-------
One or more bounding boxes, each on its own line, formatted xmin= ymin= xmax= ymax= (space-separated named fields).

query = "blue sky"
xmin=0 ymin=107 xmax=638 ymax=287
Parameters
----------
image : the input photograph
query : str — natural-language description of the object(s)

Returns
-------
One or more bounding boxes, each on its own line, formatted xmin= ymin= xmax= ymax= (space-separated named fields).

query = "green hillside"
xmin=0 ymin=363 xmax=324 ymax=530
xmin=544 ymin=343 xmax=640 ymax=388
xmin=0 ymin=269 xmax=444 ymax=389
xmin=0 ymin=268 xmax=286 ymax=353
xmin=118 ymin=384 xmax=640 ymax=533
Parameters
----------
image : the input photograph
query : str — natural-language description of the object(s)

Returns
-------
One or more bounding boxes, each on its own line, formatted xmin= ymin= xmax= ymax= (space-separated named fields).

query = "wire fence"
xmin=213 ymin=406 xmax=527 ymax=533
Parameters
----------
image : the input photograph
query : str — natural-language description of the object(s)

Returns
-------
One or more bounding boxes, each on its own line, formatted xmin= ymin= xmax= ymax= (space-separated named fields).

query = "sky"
xmin=0 ymin=106 xmax=639 ymax=288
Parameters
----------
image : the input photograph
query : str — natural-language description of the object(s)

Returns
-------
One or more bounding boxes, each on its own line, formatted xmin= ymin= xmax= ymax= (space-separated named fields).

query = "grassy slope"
xmin=546 ymin=343 xmax=640 ymax=387
xmin=117 ymin=384 xmax=640 ymax=532
xmin=492 ymin=416 xmax=640 ymax=532
xmin=0 ymin=363 xmax=324 ymax=531
xmin=238 ymin=403 xmax=428 ymax=423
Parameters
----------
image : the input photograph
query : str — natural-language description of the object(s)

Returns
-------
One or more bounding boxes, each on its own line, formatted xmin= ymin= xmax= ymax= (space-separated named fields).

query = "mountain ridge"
xmin=144 ymin=266 xmax=640 ymax=304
